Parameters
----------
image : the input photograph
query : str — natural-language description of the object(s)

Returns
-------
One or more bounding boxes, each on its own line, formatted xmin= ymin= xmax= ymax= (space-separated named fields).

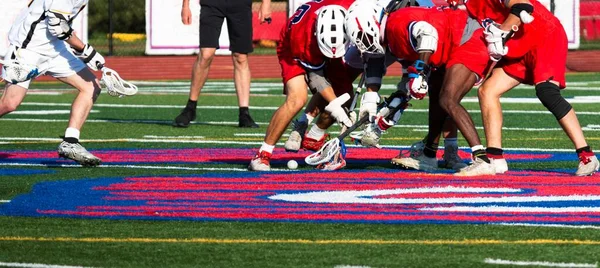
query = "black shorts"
xmin=199 ymin=0 xmax=253 ymax=53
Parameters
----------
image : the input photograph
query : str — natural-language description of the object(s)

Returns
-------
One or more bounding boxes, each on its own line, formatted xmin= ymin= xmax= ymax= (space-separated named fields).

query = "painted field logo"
xmin=2 ymin=169 xmax=600 ymax=224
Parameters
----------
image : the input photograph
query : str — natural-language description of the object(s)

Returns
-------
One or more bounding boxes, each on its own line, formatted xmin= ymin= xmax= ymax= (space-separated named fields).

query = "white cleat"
xmin=454 ymin=157 xmax=495 ymax=176
xmin=491 ymin=158 xmax=508 ymax=174
xmin=284 ymin=120 xmax=308 ymax=152
xmin=391 ymin=154 xmax=437 ymax=171
xmin=248 ymin=151 xmax=272 ymax=171
xmin=442 ymin=145 xmax=467 ymax=171
xmin=57 ymin=141 xmax=102 ymax=167
xmin=575 ymin=154 xmax=599 ymax=176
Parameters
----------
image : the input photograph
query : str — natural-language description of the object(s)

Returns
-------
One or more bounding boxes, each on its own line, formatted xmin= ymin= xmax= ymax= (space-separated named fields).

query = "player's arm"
xmin=45 ymin=9 xmax=106 ymax=71
xmin=406 ymin=21 xmax=436 ymax=100
xmin=181 ymin=0 xmax=192 ymax=25
xmin=500 ymin=0 xmax=534 ymax=30
xmin=304 ymin=65 xmax=353 ymax=127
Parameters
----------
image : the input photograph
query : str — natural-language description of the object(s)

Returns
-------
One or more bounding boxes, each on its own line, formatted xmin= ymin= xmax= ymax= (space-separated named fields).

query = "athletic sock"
xmin=259 ymin=143 xmax=275 ymax=154
xmin=63 ymin=127 xmax=80 ymax=143
xmin=298 ymin=113 xmax=315 ymax=125
xmin=423 ymin=142 xmax=438 ymax=158
xmin=576 ymin=146 xmax=592 ymax=155
xmin=185 ymin=99 xmax=198 ymax=110
xmin=486 ymin=147 xmax=504 ymax=159
xmin=443 ymin=137 xmax=458 ymax=148
xmin=472 ymin=145 xmax=490 ymax=163
xmin=306 ymin=125 xmax=326 ymax=140
xmin=239 ymin=107 xmax=249 ymax=116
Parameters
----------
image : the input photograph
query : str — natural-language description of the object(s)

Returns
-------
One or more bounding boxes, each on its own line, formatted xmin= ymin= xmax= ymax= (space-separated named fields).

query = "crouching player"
xmin=1 ymin=0 xmax=105 ymax=166
xmin=457 ymin=0 xmax=599 ymax=176
xmin=345 ymin=1 xmax=491 ymax=172
xmin=248 ymin=1 xmax=357 ymax=171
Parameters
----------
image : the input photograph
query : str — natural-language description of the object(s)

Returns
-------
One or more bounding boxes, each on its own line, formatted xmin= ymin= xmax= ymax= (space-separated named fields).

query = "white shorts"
xmin=2 ymin=44 xmax=87 ymax=89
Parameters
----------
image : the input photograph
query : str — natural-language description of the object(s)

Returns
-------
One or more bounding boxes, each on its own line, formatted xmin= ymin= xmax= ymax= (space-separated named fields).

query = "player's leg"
xmin=477 ymin=67 xmax=520 ymax=174
xmin=0 ymin=83 xmax=28 ymax=116
xmin=174 ymin=1 xmax=224 ymax=127
xmin=249 ymin=75 xmax=308 ymax=171
xmin=284 ymin=94 xmax=322 ymax=152
xmin=227 ymin=1 xmax=258 ymax=128
xmin=55 ymin=68 xmax=102 ymax=166
xmin=438 ymin=64 xmax=494 ymax=176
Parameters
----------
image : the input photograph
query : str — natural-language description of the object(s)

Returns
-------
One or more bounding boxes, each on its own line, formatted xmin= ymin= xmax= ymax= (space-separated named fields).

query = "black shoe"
xmin=173 ymin=108 xmax=196 ymax=128
xmin=239 ymin=113 xmax=259 ymax=128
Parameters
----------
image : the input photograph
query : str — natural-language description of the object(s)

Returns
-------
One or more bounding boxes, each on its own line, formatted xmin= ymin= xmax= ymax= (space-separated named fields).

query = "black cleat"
xmin=238 ymin=113 xmax=259 ymax=128
xmin=173 ymin=108 xmax=196 ymax=128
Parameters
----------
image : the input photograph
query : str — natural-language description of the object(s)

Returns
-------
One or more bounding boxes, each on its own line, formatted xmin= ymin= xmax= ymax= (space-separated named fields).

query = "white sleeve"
xmin=409 ymin=21 xmax=438 ymax=53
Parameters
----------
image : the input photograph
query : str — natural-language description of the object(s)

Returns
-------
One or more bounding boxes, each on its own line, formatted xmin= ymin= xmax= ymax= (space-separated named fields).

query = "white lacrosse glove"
xmin=325 ymin=93 xmax=353 ymax=128
xmin=484 ymin=22 xmax=510 ymax=61
xmin=406 ymin=60 xmax=429 ymax=100
xmin=359 ymin=122 xmax=383 ymax=148
xmin=73 ymin=44 xmax=105 ymax=71
xmin=358 ymin=91 xmax=380 ymax=121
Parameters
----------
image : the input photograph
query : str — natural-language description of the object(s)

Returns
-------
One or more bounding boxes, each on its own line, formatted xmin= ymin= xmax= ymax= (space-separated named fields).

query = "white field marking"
xmin=334 ymin=266 xmax=373 ymax=268
xmin=143 ymin=135 xmax=205 ymax=139
xmin=0 ymin=137 xmax=274 ymax=146
xmin=0 ymin=136 xmax=584 ymax=152
xmin=11 ymin=110 xmax=98 ymax=115
xmin=422 ymin=206 xmax=600 ymax=213
xmin=19 ymin=102 xmax=600 ymax=115
xmin=483 ymin=258 xmax=597 ymax=268
xmin=21 ymin=102 xmax=279 ymax=110
xmin=461 ymin=96 xmax=600 ymax=104
xmin=26 ymin=91 xmax=64 ymax=95
xmin=0 ymin=262 xmax=96 ymax=268
xmin=0 ymin=162 xmax=291 ymax=172
xmin=494 ymin=223 xmax=600 ymax=230
xmin=0 ymin=200 xmax=10 ymax=203
xmin=234 ymin=133 xmax=286 ymax=137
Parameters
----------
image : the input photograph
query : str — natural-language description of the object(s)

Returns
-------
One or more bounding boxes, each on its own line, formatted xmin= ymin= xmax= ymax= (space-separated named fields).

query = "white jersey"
xmin=8 ymin=0 xmax=87 ymax=57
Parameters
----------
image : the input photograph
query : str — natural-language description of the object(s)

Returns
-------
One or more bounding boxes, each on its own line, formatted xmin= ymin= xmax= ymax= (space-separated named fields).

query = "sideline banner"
xmin=0 ymin=0 xmax=88 ymax=58
xmin=145 ymin=0 xmax=231 ymax=55
xmin=539 ymin=0 xmax=580 ymax=49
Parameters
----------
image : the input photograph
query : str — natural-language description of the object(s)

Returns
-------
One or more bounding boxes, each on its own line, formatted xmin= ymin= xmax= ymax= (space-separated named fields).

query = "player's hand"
xmin=446 ymin=0 xmax=459 ymax=7
xmin=325 ymin=93 xmax=353 ymax=128
xmin=358 ymin=91 xmax=380 ymax=122
xmin=181 ymin=6 xmax=192 ymax=25
xmin=258 ymin=1 xmax=272 ymax=24
xmin=484 ymin=22 xmax=510 ymax=61
xmin=406 ymin=61 xmax=429 ymax=100
xmin=73 ymin=44 xmax=105 ymax=71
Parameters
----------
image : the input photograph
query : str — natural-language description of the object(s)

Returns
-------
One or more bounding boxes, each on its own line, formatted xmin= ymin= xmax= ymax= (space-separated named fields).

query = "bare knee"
xmin=285 ymin=94 xmax=307 ymax=112
xmin=0 ymin=101 xmax=19 ymax=115
xmin=198 ymin=51 xmax=215 ymax=67
xmin=232 ymin=53 xmax=249 ymax=68
xmin=477 ymin=84 xmax=499 ymax=102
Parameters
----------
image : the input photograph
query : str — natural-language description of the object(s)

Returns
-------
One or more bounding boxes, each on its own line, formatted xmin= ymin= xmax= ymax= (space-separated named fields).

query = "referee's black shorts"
xmin=199 ymin=0 xmax=253 ymax=53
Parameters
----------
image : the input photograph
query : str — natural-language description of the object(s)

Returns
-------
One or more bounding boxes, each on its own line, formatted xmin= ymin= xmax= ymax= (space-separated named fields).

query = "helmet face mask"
xmin=316 ymin=5 xmax=349 ymax=59
xmin=345 ymin=0 xmax=386 ymax=55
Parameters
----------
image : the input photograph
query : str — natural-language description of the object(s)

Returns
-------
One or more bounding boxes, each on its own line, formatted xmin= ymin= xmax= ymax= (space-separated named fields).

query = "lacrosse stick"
xmin=481 ymin=25 xmax=518 ymax=83
xmin=305 ymin=95 xmax=410 ymax=166
xmin=340 ymin=71 xmax=366 ymax=134
xmin=0 ymin=58 xmax=39 ymax=84
xmin=96 ymin=63 xmax=138 ymax=97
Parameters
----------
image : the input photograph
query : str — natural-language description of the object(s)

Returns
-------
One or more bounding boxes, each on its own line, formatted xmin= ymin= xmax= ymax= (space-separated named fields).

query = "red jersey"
xmin=384 ymin=7 xmax=469 ymax=68
xmin=280 ymin=0 xmax=355 ymax=68
xmin=464 ymin=0 xmax=564 ymax=58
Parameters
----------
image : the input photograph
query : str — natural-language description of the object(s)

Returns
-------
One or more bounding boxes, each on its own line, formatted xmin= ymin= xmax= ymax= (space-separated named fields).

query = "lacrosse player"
xmin=1 ymin=0 xmax=105 ymax=166
xmin=345 ymin=1 xmax=495 ymax=173
xmin=449 ymin=0 xmax=599 ymax=176
xmin=248 ymin=1 xmax=357 ymax=171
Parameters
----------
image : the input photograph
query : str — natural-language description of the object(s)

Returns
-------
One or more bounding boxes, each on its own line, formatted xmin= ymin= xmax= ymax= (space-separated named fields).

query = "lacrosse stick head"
xmin=304 ymin=138 xmax=342 ymax=166
xmin=100 ymin=66 xmax=138 ymax=97
xmin=1 ymin=59 xmax=39 ymax=84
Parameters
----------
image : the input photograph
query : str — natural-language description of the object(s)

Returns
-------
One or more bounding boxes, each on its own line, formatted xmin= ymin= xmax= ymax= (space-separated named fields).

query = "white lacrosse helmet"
xmin=345 ymin=0 xmax=386 ymax=55
xmin=315 ymin=5 xmax=349 ymax=58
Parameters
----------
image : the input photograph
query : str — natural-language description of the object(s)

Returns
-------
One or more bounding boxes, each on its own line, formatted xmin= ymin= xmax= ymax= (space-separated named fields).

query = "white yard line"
xmin=11 ymin=110 xmax=98 ymax=115
xmin=234 ymin=133 xmax=284 ymax=137
xmin=143 ymin=135 xmax=205 ymax=139
xmin=494 ymin=223 xmax=600 ymax=230
xmin=0 ymin=162 xmax=290 ymax=172
xmin=0 ymin=262 xmax=95 ymax=268
xmin=0 ymin=200 xmax=10 ymax=203
xmin=484 ymin=258 xmax=597 ymax=267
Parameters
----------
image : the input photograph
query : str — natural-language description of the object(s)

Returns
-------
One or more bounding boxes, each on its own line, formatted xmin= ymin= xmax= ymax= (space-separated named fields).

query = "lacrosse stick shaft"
xmin=483 ymin=25 xmax=519 ymax=81
xmin=348 ymin=72 xmax=366 ymax=111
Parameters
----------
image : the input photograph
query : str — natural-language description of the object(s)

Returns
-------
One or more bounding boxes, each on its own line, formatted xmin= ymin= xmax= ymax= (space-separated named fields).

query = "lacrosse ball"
xmin=287 ymin=160 xmax=298 ymax=170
